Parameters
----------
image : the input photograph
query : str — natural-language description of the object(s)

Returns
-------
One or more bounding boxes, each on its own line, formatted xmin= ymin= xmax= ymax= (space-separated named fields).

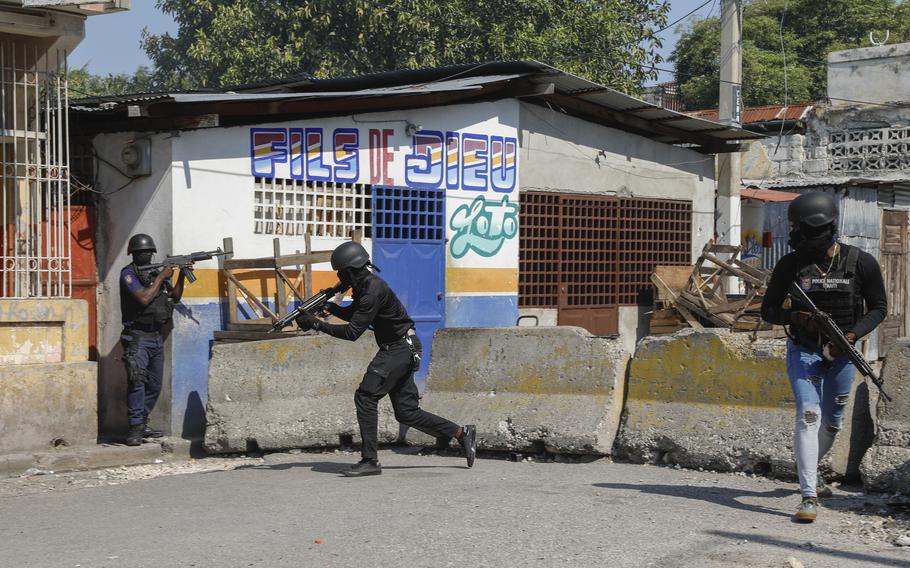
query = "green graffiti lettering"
xmin=449 ymin=195 xmax=518 ymax=258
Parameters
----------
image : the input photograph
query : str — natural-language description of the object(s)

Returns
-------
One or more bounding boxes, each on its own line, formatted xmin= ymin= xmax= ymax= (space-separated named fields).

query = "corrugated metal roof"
xmin=169 ymin=74 xmax=524 ymax=104
xmin=71 ymin=60 xmax=758 ymax=150
xmin=687 ymin=103 xmax=813 ymax=124
xmin=741 ymin=187 xmax=800 ymax=202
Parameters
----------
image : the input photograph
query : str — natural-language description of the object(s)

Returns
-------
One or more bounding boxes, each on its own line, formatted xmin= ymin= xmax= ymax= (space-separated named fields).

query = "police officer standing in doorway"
xmin=119 ymin=234 xmax=190 ymax=446
xmin=294 ymin=241 xmax=476 ymax=477
xmin=761 ymin=192 xmax=886 ymax=523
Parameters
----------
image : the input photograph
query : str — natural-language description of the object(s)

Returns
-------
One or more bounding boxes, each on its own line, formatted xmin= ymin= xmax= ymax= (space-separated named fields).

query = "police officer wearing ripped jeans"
xmin=119 ymin=234 xmax=190 ymax=446
xmin=294 ymin=241 xmax=477 ymax=477
xmin=761 ymin=192 xmax=886 ymax=523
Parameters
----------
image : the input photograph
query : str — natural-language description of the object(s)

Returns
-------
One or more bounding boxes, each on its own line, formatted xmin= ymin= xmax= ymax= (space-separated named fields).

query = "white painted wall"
xmin=828 ymin=43 xmax=910 ymax=107
xmin=94 ymin=132 xmax=174 ymax=435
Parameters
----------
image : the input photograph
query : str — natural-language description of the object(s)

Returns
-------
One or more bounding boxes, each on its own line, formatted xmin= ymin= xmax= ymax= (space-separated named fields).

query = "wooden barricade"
xmin=214 ymin=231 xmax=361 ymax=342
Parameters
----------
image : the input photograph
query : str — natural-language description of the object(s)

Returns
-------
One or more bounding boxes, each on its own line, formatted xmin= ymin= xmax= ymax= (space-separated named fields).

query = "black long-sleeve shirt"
xmin=319 ymin=273 xmax=414 ymax=346
xmin=761 ymin=244 xmax=887 ymax=340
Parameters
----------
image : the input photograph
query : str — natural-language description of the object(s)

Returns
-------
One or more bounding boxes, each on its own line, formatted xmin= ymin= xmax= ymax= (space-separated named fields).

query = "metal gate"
xmin=371 ymin=186 xmax=445 ymax=386
xmin=0 ymin=38 xmax=70 ymax=298
xmin=519 ymin=192 xmax=692 ymax=336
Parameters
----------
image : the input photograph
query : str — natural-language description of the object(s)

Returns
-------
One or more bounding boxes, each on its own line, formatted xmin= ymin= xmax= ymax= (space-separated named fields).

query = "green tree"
xmin=671 ymin=0 xmax=910 ymax=109
xmin=142 ymin=0 xmax=671 ymax=93
xmin=68 ymin=65 xmax=155 ymax=98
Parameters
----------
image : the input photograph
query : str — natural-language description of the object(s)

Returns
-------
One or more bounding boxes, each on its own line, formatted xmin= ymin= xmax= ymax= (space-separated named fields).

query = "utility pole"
xmin=716 ymin=0 xmax=743 ymax=253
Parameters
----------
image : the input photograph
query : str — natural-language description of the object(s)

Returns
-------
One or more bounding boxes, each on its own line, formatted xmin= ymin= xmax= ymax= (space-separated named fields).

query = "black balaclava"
xmin=789 ymin=221 xmax=836 ymax=260
xmin=132 ymin=251 xmax=154 ymax=266
xmin=339 ymin=265 xmax=371 ymax=291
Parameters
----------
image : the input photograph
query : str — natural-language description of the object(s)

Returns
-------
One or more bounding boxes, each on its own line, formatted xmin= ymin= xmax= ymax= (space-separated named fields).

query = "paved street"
xmin=1 ymin=449 xmax=908 ymax=568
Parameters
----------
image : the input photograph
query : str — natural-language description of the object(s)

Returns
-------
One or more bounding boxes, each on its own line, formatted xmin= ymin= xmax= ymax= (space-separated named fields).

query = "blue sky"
xmin=68 ymin=0 xmax=714 ymax=85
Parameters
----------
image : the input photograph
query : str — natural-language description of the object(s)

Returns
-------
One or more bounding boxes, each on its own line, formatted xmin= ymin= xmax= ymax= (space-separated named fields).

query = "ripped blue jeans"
xmin=786 ymin=340 xmax=855 ymax=498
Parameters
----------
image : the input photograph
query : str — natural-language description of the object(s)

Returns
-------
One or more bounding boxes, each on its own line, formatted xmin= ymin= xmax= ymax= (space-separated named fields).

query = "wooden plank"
xmin=223 ymin=237 xmax=237 ymax=327
xmin=274 ymin=238 xmax=287 ymax=318
xmin=275 ymin=251 xmax=333 ymax=267
xmin=224 ymin=270 xmax=278 ymax=320
xmin=304 ymin=233 xmax=313 ymax=297
xmin=677 ymin=294 xmax=729 ymax=328
xmin=675 ymin=304 xmax=705 ymax=330
xmin=223 ymin=257 xmax=277 ymax=270
xmin=708 ymin=298 xmax=749 ymax=314
xmin=653 ymin=265 xmax=692 ymax=297
xmin=276 ymin=268 xmax=307 ymax=304
xmin=706 ymin=244 xmax=741 ymax=253
xmin=731 ymin=257 xmax=769 ymax=281
xmin=650 ymin=273 xmax=680 ymax=304
xmin=701 ymin=252 xmax=766 ymax=287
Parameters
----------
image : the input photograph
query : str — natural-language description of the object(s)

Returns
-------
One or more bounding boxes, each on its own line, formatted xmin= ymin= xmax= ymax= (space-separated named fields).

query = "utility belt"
xmin=379 ymin=328 xmax=418 ymax=351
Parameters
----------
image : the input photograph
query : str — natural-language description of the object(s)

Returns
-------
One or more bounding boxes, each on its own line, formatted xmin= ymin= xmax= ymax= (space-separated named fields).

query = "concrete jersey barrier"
xmin=205 ymin=332 xmax=401 ymax=453
xmin=860 ymin=338 xmax=910 ymax=494
xmin=614 ymin=329 xmax=872 ymax=478
xmin=411 ymin=326 xmax=629 ymax=455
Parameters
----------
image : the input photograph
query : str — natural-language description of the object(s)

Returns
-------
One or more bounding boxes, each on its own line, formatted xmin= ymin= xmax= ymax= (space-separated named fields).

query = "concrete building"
xmin=0 ymin=1 xmax=128 ymax=457
xmin=716 ymin=43 xmax=910 ymax=361
xmin=70 ymin=61 xmax=757 ymax=439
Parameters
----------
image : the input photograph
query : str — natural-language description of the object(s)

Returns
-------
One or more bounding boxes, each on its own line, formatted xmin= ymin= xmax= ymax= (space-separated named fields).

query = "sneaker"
xmin=816 ymin=473 xmax=833 ymax=499
xmin=342 ymin=458 xmax=381 ymax=477
xmin=459 ymin=425 xmax=477 ymax=468
xmin=794 ymin=497 xmax=818 ymax=523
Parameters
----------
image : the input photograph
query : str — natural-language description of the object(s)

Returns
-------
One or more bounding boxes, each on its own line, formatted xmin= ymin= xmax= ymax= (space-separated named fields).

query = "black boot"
xmin=342 ymin=458 xmax=382 ymax=477
xmin=125 ymin=423 xmax=143 ymax=446
xmin=142 ymin=418 xmax=163 ymax=439
xmin=459 ymin=425 xmax=477 ymax=468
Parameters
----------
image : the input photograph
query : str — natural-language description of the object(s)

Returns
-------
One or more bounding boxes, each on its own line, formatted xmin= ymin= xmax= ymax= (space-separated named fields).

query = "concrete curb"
xmin=0 ymin=439 xmax=192 ymax=478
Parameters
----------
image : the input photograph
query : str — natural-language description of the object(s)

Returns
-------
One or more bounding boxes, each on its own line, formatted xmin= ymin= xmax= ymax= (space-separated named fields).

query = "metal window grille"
xmin=518 ymin=192 xmax=560 ymax=307
xmin=0 ymin=39 xmax=70 ymax=298
xmin=617 ymin=198 xmax=692 ymax=305
xmin=519 ymin=193 xmax=691 ymax=308
xmin=372 ymin=186 xmax=444 ymax=241
xmin=561 ymin=196 xmax=619 ymax=307
xmin=253 ymin=178 xmax=372 ymax=237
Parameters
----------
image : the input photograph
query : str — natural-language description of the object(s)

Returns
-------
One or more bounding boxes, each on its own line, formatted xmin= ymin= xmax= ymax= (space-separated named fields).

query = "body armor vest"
xmin=792 ymin=245 xmax=862 ymax=347
xmin=121 ymin=263 xmax=175 ymax=328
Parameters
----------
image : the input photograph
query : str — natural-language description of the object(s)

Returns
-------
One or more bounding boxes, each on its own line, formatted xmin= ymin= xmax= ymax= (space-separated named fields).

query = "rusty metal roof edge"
xmin=523 ymin=60 xmax=761 ymax=142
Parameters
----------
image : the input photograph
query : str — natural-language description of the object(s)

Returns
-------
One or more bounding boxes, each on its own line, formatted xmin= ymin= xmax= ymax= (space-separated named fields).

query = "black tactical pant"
xmin=355 ymin=335 xmax=459 ymax=460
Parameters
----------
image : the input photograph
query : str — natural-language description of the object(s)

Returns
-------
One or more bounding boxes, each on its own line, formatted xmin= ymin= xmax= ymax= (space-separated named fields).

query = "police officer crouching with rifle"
xmin=761 ymin=192 xmax=887 ymax=523
xmin=292 ymin=241 xmax=477 ymax=477
xmin=119 ymin=234 xmax=191 ymax=446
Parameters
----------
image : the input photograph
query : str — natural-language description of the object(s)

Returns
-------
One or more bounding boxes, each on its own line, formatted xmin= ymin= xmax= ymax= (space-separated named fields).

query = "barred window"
xmin=253 ymin=178 xmax=372 ymax=237
xmin=519 ymin=193 xmax=691 ymax=308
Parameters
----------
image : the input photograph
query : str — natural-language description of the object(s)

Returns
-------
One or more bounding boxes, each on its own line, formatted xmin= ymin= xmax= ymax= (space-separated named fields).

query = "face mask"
xmin=789 ymin=224 xmax=834 ymax=258
xmin=133 ymin=251 xmax=153 ymax=266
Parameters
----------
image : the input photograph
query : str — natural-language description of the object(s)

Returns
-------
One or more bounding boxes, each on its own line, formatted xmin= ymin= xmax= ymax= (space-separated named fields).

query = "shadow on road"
xmin=707 ymin=530 xmax=907 ymax=566
xmin=593 ymin=482 xmax=793 ymax=518
xmin=234 ymin=460 xmax=465 ymax=475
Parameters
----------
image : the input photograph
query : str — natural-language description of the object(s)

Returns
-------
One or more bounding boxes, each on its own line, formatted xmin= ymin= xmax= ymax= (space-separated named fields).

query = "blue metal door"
xmin=372 ymin=186 xmax=445 ymax=387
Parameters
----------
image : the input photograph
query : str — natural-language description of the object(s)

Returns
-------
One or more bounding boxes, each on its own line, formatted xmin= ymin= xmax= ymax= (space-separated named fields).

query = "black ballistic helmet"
xmin=788 ymin=192 xmax=838 ymax=228
xmin=127 ymin=233 xmax=157 ymax=254
xmin=331 ymin=241 xmax=370 ymax=271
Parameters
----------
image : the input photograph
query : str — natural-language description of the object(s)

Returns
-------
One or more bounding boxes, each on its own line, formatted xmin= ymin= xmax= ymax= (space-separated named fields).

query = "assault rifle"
xmin=788 ymin=283 xmax=891 ymax=402
xmin=137 ymin=248 xmax=228 ymax=284
xmin=268 ymin=282 xmax=350 ymax=333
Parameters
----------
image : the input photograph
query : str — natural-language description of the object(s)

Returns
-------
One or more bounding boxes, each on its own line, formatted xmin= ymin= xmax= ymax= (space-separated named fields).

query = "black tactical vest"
xmin=120 ymin=263 xmax=175 ymax=329
xmin=791 ymin=245 xmax=862 ymax=347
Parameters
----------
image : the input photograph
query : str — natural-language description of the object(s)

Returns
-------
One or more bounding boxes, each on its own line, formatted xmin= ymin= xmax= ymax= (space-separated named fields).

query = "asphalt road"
xmin=1 ymin=449 xmax=908 ymax=568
